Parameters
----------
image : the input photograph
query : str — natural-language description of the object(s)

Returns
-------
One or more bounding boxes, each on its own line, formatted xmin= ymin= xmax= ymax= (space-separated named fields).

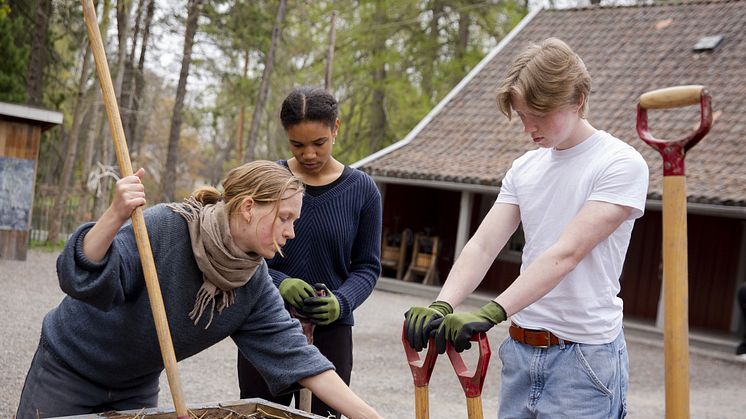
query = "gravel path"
xmin=2 ymin=249 xmax=745 ymax=418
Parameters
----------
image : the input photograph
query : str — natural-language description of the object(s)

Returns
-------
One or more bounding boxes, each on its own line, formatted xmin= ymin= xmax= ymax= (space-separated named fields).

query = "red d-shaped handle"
xmin=402 ymin=320 xmax=439 ymax=387
xmin=636 ymin=85 xmax=713 ymax=176
xmin=446 ymin=332 xmax=491 ymax=398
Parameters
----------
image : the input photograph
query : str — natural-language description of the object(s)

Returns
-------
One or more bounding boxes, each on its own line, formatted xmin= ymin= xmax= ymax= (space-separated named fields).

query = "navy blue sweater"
xmin=268 ymin=163 xmax=382 ymax=326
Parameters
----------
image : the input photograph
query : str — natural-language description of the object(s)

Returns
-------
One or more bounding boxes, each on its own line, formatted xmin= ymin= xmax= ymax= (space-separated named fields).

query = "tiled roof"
xmin=359 ymin=0 xmax=746 ymax=207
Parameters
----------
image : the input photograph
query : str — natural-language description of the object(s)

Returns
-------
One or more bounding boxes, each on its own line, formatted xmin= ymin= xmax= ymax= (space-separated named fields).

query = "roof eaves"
xmin=373 ymin=174 xmax=500 ymax=194
xmin=0 ymin=102 xmax=63 ymax=130
xmin=646 ymin=199 xmax=746 ymax=219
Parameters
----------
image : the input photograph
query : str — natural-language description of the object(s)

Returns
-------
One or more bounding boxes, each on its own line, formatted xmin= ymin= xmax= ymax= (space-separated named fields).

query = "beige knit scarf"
xmin=167 ymin=197 xmax=262 ymax=328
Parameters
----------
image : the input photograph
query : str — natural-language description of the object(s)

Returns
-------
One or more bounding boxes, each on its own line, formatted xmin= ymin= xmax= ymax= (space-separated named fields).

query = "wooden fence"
xmin=30 ymin=184 xmax=95 ymax=243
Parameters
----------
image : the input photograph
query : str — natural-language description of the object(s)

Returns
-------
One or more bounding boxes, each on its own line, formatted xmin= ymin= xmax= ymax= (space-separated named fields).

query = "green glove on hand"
xmin=279 ymin=278 xmax=315 ymax=309
xmin=302 ymin=284 xmax=340 ymax=325
xmin=404 ymin=301 xmax=453 ymax=352
xmin=435 ymin=301 xmax=506 ymax=354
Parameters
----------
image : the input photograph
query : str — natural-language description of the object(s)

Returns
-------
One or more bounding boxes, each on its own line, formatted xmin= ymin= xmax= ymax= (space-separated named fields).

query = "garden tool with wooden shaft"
xmin=402 ymin=326 xmax=438 ymax=419
xmin=403 ymin=300 xmax=454 ymax=419
xmin=281 ymin=279 xmax=335 ymax=412
xmin=433 ymin=301 xmax=503 ymax=419
xmin=446 ymin=333 xmax=491 ymax=419
xmin=289 ymin=308 xmax=315 ymax=412
xmin=81 ymin=0 xmax=189 ymax=417
xmin=637 ymin=85 xmax=713 ymax=419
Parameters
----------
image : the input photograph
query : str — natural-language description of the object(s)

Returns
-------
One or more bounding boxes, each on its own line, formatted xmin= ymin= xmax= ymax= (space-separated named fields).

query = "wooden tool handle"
xmin=299 ymin=388 xmax=312 ymax=413
xmin=662 ymin=176 xmax=690 ymax=419
xmin=81 ymin=1 xmax=188 ymax=417
xmin=466 ymin=396 xmax=484 ymax=419
xmin=414 ymin=385 xmax=430 ymax=419
xmin=639 ymin=85 xmax=704 ymax=110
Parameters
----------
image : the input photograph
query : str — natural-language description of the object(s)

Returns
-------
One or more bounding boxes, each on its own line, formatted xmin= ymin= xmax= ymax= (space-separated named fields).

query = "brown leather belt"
xmin=509 ymin=323 xmax=574 ymax=348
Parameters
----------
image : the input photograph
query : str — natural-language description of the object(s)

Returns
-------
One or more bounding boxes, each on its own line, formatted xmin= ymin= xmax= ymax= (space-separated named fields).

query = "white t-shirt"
xmin=495 ymin=130 xmax=649 ymax=343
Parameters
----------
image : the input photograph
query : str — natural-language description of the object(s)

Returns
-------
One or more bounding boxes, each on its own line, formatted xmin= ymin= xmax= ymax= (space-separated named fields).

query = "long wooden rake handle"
xmin=81 ymin=1 xmax=188 ymax=417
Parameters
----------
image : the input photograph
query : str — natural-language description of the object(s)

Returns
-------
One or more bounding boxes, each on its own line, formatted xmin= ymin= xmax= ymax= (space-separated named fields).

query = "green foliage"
xmin=29 ymin=238 xmax=65 ymax=253
xmin=0 ymin=2 xmax=9 ymax=19
xmin=0 ymin=0 xmax=28 ymax=103
xmin=27 ymin=0 xmax=528 ymax=232
xmin=190 ymin=0 xmax=527 ymax=167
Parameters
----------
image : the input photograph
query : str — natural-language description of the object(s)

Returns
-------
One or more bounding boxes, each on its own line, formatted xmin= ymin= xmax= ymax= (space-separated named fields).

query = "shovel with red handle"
xmin=637 ymin=85 xmax=713 ymax=419
xmin=446 ymin=332 xmax=491 ymax=419
xmin=402 ymin=322 xmax=439 ymax=419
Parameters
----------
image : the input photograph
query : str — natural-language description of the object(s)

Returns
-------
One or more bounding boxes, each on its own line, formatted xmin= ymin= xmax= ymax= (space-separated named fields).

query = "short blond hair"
xmin=496 ymin=38 xmax=591 ymax=119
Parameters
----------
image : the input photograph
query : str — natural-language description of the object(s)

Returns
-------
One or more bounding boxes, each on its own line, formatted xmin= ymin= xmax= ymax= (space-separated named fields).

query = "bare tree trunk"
xmin=114 ymin=0 xmax=132 ymax=101
xmin=26 ymin=0 xmax=53 ymax=105
xmin=162 ymin=0 xmax=204 ymax=202
xmin=90 ymin=0 xmax=132 ymax=218
xmin=82 ymin=92 xmax=101 ymax=193
xmin=454 ymin=7 xmax=471 ymax=84
xmin=87 ymin=0 xmax=114 ymax=219
xmin=128 ymin=0 xmax=155 ymax=157
xmin=244 ymin=0 xmax=287 ymax=162
xmin=120 ymin=0 xmax=145 ymax=133
xmin=422 ymin=0 xmax=442 ymax=103
xmin=47 ymin=45 xmax=93 ymax=244
xmin=324 ymin=10 xmax=336 ymax=91
xmin=235 ymin=50 xmax=249 ymax=165
xmin=369 ymin=4 xmax=387 ymax=154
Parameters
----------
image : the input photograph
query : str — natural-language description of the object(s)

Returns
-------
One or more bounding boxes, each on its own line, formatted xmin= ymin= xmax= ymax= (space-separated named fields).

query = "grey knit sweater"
xmin=41 ymin=204 xmax=333 ymax=394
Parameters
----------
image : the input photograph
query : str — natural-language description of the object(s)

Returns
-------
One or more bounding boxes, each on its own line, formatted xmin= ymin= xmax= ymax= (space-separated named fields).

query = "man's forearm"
xmin=495 ymin=245 xmax=577 ymax=316
xmin=436 ymin=240 xmax=497 ymax=307
xmin=437 ymin=202 xmax=520 ymax=308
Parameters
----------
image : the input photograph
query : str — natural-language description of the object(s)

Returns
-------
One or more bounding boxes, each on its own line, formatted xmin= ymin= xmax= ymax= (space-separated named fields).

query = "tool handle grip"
xmin=402 ymin=321 xmax=439 ymax=387
xmin=639 ymin=85 xmax=704 ymax=110
xmin=636 ymin=85 xmax=713 ymax=176
xmin=446 ymin=332 xmax=491 ymax=398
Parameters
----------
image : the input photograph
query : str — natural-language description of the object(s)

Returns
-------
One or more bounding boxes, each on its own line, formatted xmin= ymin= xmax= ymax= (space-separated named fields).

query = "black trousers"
xmin=237 ymin=323 xmax=353 ymax=418
xmin=736 ymin=282 xmax=746 ymax=342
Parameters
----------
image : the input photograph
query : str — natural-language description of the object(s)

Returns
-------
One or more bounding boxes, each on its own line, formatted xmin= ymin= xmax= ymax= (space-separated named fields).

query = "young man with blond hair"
xmin=404 ymin=38 xmax=649 ymax=418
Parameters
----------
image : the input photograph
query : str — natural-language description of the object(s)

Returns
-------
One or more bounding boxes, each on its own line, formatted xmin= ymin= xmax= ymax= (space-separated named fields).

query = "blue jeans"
xmin=16 ymin=343 xmax=159 ymax=418
xmin=498 ymin=330 xmax=628 ymax=418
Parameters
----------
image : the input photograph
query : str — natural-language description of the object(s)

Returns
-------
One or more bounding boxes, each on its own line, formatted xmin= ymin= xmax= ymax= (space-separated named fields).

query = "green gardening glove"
xmin=279 ymin=278 xmax=315 ymax=309
xmin=301 ymin=284 xmax=340 ymax=325
xmin=404 ymin=301 xmax=453 ymax=352
xmin=435 ymin=301 xmax=506 ymax=354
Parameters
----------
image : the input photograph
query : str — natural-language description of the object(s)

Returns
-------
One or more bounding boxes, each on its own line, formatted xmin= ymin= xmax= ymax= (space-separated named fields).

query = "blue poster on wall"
xmin=0 ymin=156 xmax=35 ymax=231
